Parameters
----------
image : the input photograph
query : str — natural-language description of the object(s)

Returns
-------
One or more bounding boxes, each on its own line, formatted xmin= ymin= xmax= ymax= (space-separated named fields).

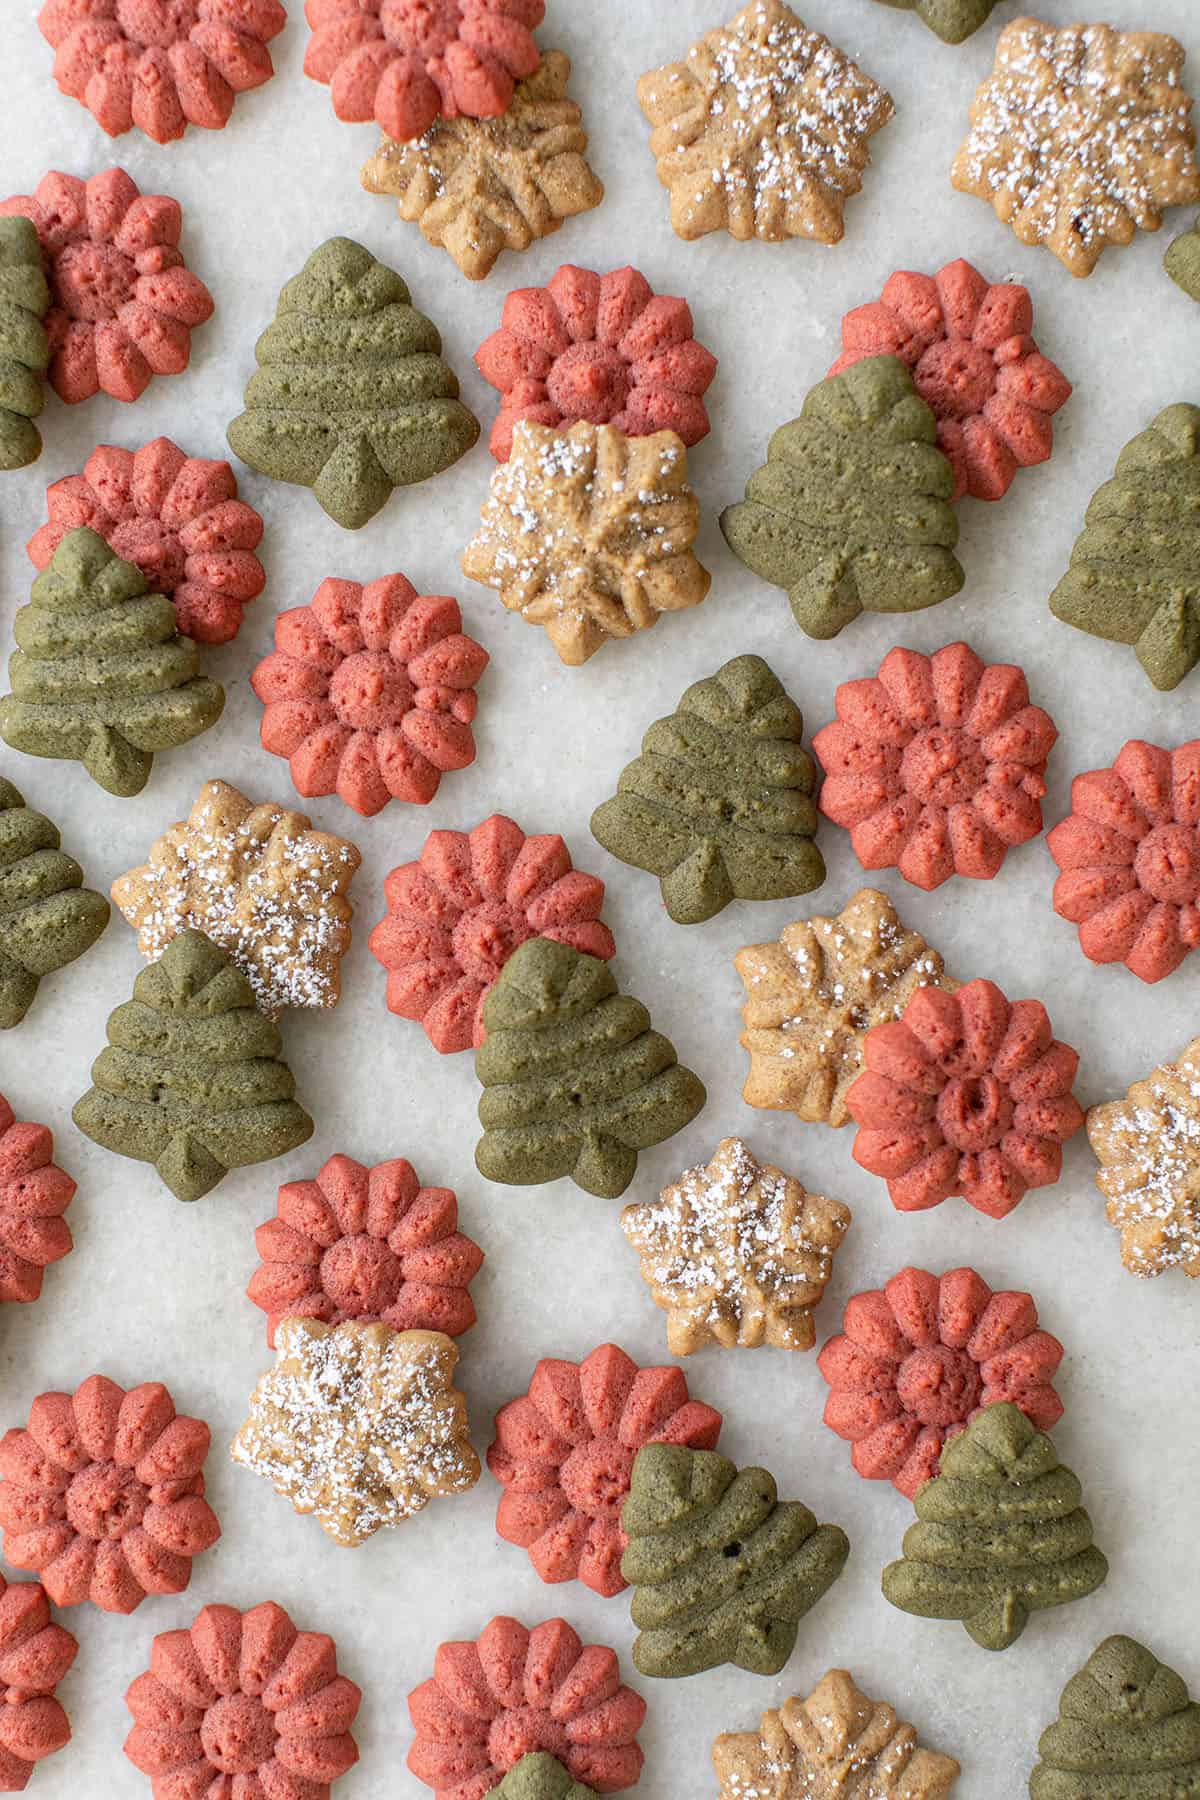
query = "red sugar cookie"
xmin=813 ymin=642 xmax=1057 ymax=891
xmin=124 ymin=1601 xmax=360 ymax=1795
xmin=369 ymin=815 xmax=615 ymax=1053
xmin=38 ymin=0 xmax=286 ymax=144
xmin=0 ymin=169 xmax=213 ymax=407
xmin=408 ymin=1615 xmax=645 ymax=1797
xmin=305 ymin=0 xmax=544 ymax=141
xmin=252 ymin=573 xmax=489 ymax=818
xmin=1048 ymin=738 xmax=1200 ymax=984
xmin=247 ymin=1152 xmax=484 ymax=1347
xmin=818 ymin=1267 xmax=1064 ymax=1498
xmin=847 ymin=979 xmax=1084 ymax=1218
xmin=488 ymin=1344 xmax=721 ymax=1597
xmin=0 ymin=1376 xmax=220 ymax=1614
xmin=28 ymin=438 xmax=265 ymax=645
xmin=829 ymin=258 xmax=1071 ymax=501
xmin=475 ymin=265 xmax=717 ymax=460
xmin=0 ymin=1572 xmax=76 ymax=1792
xmin=0 ymin=1094 xmax=75 ymax=1310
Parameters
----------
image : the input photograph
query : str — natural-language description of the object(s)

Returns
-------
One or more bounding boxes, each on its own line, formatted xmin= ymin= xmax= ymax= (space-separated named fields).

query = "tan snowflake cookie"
xmin=1088 ymin=1036 xmax=1200 ymax=1278
xmin=735 ymin=889 xmax=954 ymax=1128
xmin=637 ymin=0 xmax=893 ymax=246
xmin=231 ymin=1318 xmax=480 ymax=1547
xmin=360 ymin=51 xmax=603 ymax=282
xmin=952 ymin=18 xmax=1200 ymax=278
xmin=461 ymin=420 xmax=711 ymax=666
xmin=112 ymin=779 xmax=360 ymax=1015
xmin=621 ymin=1136 xmax=850 ymax=1355
xmin=713 ymin=1668 xmax=960 ymax=1799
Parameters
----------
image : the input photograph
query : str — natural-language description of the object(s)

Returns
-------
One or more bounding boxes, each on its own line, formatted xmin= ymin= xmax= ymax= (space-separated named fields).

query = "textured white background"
xmin=2 ymin=0 xmax=1199 ymax=1794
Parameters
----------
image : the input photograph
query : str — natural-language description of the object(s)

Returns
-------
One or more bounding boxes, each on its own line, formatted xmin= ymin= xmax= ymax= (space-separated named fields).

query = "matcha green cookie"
xmin=620 ymin=1442 xmax=849 ymax=1679
xmin=0 ymin=217 xmax=49 ymax=472
xmin=1050 ymin=403 xmax=1200 ymax=691
xmin=227 ymin=236 xmax=479 ymax=529
xmin=590 ymin=654 xmax=825 ymax=925
xmin=73 ymin=929 xmax=314 ymax=1202
xmin=870 ymin=0 xmax=1006 ymax=44
xmin=475 ymin=938 xmax=705 ymax=1199
xmin=0 ymin=776 xmax=109 ymax=1027
xmin=721 ymin=356 xmax=963 ymax=640
xmin=496 ymin=1756 xmax=598 ymax=1800
xmin=882 ymin=1403 xmax=1108 ymax=1651
xmin=1030 ymin=1635 xmax=1200 ymax=1799
xmin=1165 ymin=218 xmax=1200 ymax=301
xmin=0 ymin=527 xmax=224 ymax=797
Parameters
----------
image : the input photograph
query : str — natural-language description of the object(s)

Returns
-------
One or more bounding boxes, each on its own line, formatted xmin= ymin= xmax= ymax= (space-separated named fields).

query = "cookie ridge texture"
xmin=1029 ymin=1634 xmax=1200 ymax=1799
xmin=1087 ymin=1035 xmax=1200 ymax=1278
xmin=1165 ymin=216 xmax=1200 ymax=299
xmin=0 ymin=1089 xmax=76 ymax=1307
xmin=0 ymin=216 xmax=48 ymax=472
xmin=868 ymin=0 xmax=1003 ymax=45
xmin=0 ymin=1571 xmax=76 ymax=1790
xmin=496 ymin=1755 xmax=600 ymax=1800
xmin=0 ymin=776 xmax=109 ymax=1028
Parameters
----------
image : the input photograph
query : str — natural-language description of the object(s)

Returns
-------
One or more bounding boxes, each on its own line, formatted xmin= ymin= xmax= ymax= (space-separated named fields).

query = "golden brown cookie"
xmin=230 ymin=1318 xmax=480 ymax=1546
xmin=1087 ymin=1038 xmax=1200 ymax=1278
xmin=713 ymin=1669 xmax=960 ymax=1798
xmin=461 ymin=421 xmax=710 ymax=665
xmin=637 ymin=0 xmax=893 ymax=245
xmin=736 ymin=888 xmax=953 ymax=1127
xmin=952 ymin=19 xmax=1200 ymax=278
xmin=620 ymin=1136 xmax=850 ymax=1354
xmin=360 ymin=51 xmax=603 ymax=282
xmin=112 ymin=779 xmax=360 ymax=1015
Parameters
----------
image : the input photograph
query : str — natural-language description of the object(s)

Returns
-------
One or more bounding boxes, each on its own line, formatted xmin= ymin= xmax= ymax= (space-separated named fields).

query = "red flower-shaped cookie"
xmin=0 ymin=1376 xmax=220 ymax=1614
xmin=28 ymin=437 xmax=265 ymax=645
xmin=305 ymin=0 xmax=544 ymax=142
xmin=488 ymin=1343 xmax=722 ymax=1598
xmin=38 ymin=0 xmax=286 ymax=144
xmin=847 ymin=979 xmax=1084 ymax=1218
xmin=0 ymin=1573 xmax=76 ymax=1792
xmin=476 ymin=264 xmax=718 ymax=460
xmin=813 ymin=642 xmax=1057 ymax=891
xmin=369 ymin=815 xmax=616 ymax=1053
xmin=247 ymin=1153 xmax=484 ymax=1348
xmin=818 ymin=1267 xmax=1065 ymax=1499
xmin=252 ymin=573 xmax=489 ymax=818
xmin=829 ymin=258 xmax=1071 ymax=501
xmin=1047 ymin=738 xmax=1200 ymax=984
xmin=124 ymin=1601 xmax=361 ymax=1796
xmin=408 ymin=1615 xmax=645 ymax=1798
xmin=0 ymin=1094 xmax=75 ymax=1310
xmin=0 ymin=169 xmax=213 ymax=407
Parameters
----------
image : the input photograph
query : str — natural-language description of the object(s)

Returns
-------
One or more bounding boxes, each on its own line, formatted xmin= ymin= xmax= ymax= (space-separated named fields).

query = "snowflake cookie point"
xmin=621 ymin=1136 xmax=851 ymax=1355
xmin=232 ymin=1318 xmax=480 ymax=1547
xmin=0 ymin=1571 xmax=76 ymax=1790
xmin=0 ymin=1089 xmax=76 ymax=1307
xmin=1087 ymin=1036 xmax=1200 ymax=1278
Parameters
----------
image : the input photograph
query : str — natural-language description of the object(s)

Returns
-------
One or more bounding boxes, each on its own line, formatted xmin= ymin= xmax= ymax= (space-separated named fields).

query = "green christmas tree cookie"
xmin=227 ymin=236 xmax=479 ymax=529
xmin=1049 ymin=403 xmax=1200 ymax=691
xmin=1165 ymin=217 xmax=1200 ymax=301
xmin=870 ymin=0 xmax=1005 ymax=44
xmin=720 ymin=356 xmax=963 ymax=640
xmin=0 ymin=217 xmax=49 ymax=472
xmin=474 ymin=938 xmax=705 ymax=1199
xmin=1030 ymin=1634 xmax=1200 ymax=1799
xmin=590 ymin=654 xmax=825 ymax=925
xmin=620 ymin=1443 xmax=850 ymax=1679
xmin=0 ymin=776 xmax=109 ymax=1027
xmin=73 ymin=930 xmax=314 ymax=1202
xmin=882 ymin=1403 xmax=1108 ymax=1652
xmin=497 ymin=1756 xmax=598 ymax=1800
xmin=0 ymin=528 xmax=224 ymax=797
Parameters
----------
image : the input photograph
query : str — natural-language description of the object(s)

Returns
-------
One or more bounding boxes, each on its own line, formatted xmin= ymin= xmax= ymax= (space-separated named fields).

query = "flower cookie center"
xmin=451 ymin=901 xmax=534 ymax=984
xmin=900 ymin=727 xmax=987 ymax=809
xmin=936 ymin=1073 xmax=1013 ymax=1153
xmin=320 ymin=1234 xmax=404 ymax=1316
xmin=328 ymin=651 xmax=414 ymax=732
xmin=55 ymin=241 xmax=138 ymax=322
xmin=558 ymin=1438 xmax=635 ymax=1520
xmin=65 ymin=1462 xmax=147 ymax=1540
xmin=916 ymin=340 xmax=997 ymax=419
xmin=1134 ymin=822 xmax=1200 ymax=906
xmin=109 ymin=519 xmax=187 ymax=594
xmin=381 ymin=0 xmax=461 ymax=55
xmin=487 ymin=1707 xmax=569 ymax=1773
xmin=546 ymin=343 xmax=632 ymax=423
xmin=896 ymin=1344 xmax=981 ymax=1428
xmin=200 ymin=1693 xmax=277 ymax=1776
xmin=115 ymin=0 xmax=201 ymax=47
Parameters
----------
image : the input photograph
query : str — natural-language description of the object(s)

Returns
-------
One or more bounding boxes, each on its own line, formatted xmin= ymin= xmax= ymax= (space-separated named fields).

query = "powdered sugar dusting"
xmin=1090 ymin=1045 xmax=1200 ymax=1276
